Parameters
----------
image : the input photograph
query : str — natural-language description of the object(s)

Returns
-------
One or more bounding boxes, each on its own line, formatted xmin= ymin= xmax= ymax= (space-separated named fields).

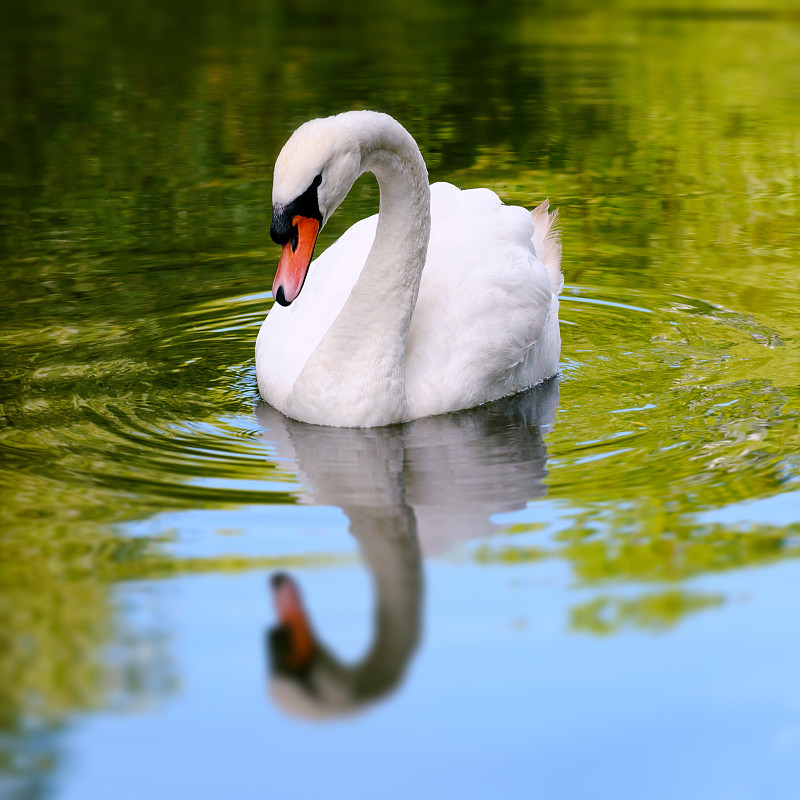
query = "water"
xmin=2 ymin=2 xmax=800 ymax=798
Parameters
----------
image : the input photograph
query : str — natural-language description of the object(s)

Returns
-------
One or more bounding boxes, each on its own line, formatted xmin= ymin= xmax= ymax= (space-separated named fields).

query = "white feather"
xmin=256 ymin=111 xmax=562 ymax=427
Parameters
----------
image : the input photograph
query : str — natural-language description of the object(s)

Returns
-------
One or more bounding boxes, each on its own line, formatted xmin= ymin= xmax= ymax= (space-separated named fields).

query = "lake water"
xmin=2 ymin=2 xmax=800 ymax=798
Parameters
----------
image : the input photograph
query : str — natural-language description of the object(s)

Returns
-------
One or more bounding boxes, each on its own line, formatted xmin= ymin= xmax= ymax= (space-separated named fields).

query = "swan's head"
xmin=270 ymin=114 xmax=365 ymax=306
xmin=266 ymin=572 xmax=356 ymax=720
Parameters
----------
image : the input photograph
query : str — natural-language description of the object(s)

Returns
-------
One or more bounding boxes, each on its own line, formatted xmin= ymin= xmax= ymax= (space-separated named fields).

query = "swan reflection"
xmin=256 ymin=378 xmax=559 ymax=719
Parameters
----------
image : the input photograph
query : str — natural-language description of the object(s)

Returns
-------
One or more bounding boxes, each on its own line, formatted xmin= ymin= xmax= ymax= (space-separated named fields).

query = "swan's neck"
xmin=341 ymin=502 xmax=422 ymax=702
xmin=288 ymin=120 xmax=431 ymax=427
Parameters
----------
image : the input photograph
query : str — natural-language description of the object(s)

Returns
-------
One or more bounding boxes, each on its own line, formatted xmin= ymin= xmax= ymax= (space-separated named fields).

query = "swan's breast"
xmin=255 ymin=215 xmax=378 ymax=412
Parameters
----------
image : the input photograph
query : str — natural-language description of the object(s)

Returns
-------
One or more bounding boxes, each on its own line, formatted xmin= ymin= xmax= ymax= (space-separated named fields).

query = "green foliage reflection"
xmin=570 ymin=591 xmax=726 ymax=635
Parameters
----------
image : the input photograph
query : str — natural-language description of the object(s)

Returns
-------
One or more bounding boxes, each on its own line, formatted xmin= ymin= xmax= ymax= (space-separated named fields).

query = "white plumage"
xmin=256 ymin=111 xmax=562 ymax=427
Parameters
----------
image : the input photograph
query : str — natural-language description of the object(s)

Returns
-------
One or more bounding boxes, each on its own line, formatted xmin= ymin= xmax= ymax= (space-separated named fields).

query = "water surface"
xmin=2 ymin=2 xmax=800 ymax=798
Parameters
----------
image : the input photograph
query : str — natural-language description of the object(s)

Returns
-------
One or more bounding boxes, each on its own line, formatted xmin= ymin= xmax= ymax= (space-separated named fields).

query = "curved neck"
xmin=343 ymin=141 xmax=431 ymax=363
xmin=340 ymin=502 xmax=423 ymax=704
xmin=289 ymin=118 xmax=431 ymax=427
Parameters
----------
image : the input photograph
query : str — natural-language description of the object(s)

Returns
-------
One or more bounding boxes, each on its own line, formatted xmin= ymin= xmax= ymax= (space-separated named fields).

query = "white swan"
xmin=256 ymin=110 xmax=562 ymax=428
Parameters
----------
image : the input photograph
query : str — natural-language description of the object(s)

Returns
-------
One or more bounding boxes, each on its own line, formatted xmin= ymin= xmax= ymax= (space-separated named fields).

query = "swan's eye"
xmin=270 ymin=173 xmax=323 ymax=246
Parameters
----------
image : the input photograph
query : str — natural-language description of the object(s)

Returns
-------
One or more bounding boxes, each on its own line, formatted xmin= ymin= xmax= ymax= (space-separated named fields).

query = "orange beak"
xmin=272 ymin=574 xmax=315 ymax=670
xmin=272 ymin=216 xmax=320 ymax=306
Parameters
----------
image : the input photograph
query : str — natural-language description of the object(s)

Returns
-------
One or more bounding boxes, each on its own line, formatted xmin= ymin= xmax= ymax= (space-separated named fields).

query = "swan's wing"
xmin=405 ymin=183 xmax=559 ymax=418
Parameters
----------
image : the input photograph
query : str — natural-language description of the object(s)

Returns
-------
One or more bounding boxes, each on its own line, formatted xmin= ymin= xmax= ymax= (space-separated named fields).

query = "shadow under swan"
xmin=255 ymin=377 xmax=560 ymax=719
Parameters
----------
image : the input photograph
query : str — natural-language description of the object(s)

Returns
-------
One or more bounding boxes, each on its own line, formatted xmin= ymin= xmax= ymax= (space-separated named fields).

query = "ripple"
xmin=547 ymin=282 xmax=800 ymax=511
xmin=2 ymin=278 xmax=799 ymax=550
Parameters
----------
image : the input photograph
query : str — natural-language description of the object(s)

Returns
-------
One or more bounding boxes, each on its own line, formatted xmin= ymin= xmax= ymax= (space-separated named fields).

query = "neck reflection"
xmin=256 ymin=378 xmax=559 ymax=719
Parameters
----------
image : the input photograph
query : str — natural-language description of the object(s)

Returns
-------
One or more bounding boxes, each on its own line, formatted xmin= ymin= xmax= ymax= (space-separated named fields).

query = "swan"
xmin=256 ymin=110 xmax=563 ymax=428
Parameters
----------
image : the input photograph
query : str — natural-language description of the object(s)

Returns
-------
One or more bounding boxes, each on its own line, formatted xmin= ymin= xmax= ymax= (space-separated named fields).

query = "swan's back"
xmin=404 ymin=183 xmax=561 ymax=419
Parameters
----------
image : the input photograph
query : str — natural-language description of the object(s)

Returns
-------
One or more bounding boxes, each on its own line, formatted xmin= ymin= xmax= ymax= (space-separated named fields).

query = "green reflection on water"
xmin=2 ymin=0 xmax=800 ymax=781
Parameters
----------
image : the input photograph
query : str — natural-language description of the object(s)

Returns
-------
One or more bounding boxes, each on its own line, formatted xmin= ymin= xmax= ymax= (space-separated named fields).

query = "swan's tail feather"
xmin=531 ymin=199 xmax=563 ymax=295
